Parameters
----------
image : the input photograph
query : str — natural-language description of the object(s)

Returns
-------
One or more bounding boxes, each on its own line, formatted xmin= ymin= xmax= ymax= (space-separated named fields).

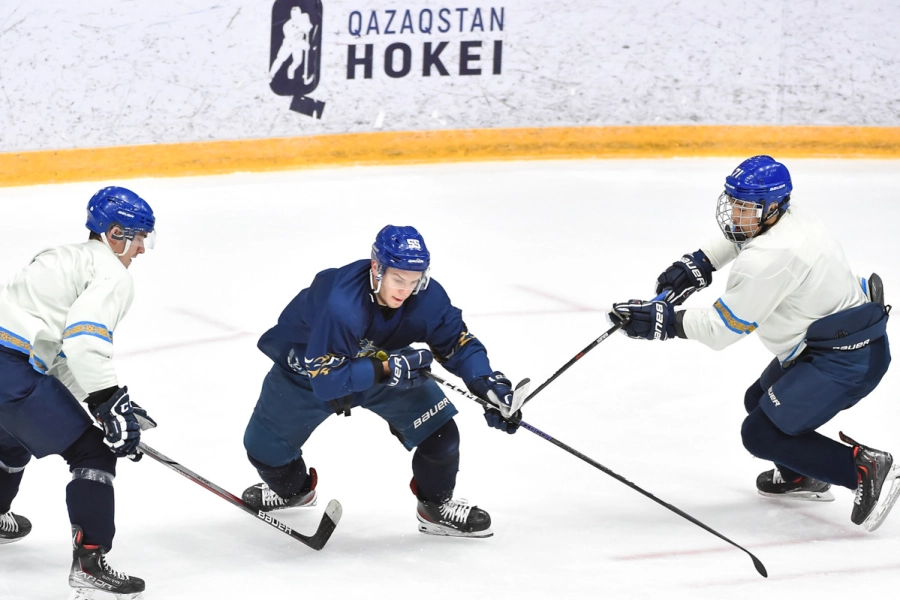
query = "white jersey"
xmin=0 ymin=240 xmax=133 ymax=399
xmin=680 ymin=206 xmax=867 ymax=363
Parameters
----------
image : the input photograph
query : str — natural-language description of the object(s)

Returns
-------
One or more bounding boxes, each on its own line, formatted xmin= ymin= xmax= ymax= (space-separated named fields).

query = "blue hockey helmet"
xmin=86 ymin=186 xmax=155 ymax=241
xmin=716 ymin=156 xmax=792 ymax=242
xmin=371 ymin=225 xmax=430 ymax=294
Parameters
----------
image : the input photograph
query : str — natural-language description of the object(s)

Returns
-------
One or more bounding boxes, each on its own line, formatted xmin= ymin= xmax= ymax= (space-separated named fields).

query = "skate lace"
xmin=261 ymin=485 xmax=287 ymax=507
xmin=854 ymin=483 xmax=864 ymax=506
xmin=772 ymin=469 xmax=784 ymax=485
xmin=0 ymin=512 xmax=19 ymax=533
xmin=439 ymin=499 xmax=473 ymax=523
xmin=98 ymin=553 xmax=128 ymax=581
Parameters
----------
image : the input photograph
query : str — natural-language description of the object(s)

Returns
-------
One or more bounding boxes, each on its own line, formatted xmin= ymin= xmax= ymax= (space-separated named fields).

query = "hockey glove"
xmin=467 ymin=371 xmax=524 ymax=419
xmin=386 ymin=348 xmax=434 ymax=390
xmin=483 ymin=407 xmax=520 ymax=434
xmin=610 ymin=300 xmax=676 ymax=341
xmin=91 ymin=387 xmax=154 ymax=461
xmin=655 ymin=249 xmax=714 ymax=305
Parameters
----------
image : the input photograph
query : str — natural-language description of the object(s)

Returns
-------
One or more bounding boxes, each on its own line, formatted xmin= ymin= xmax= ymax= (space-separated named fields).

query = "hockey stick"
xmin=523 ymin=291 xmax=668 ymax=407
xmin=138 ymin=443 xmax=342 ymax=551
xmin=428 ymin=373 xmax=767 ymax=578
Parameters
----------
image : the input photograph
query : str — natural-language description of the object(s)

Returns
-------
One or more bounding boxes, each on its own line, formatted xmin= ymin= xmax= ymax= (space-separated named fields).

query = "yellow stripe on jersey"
xmin=714 ymin=299 xmax=758 ymax=335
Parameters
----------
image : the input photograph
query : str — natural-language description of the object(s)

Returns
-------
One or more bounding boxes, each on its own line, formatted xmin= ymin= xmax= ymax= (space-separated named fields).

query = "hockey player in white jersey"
xmin=609 ymin=156 xmax=899 ymax=532
xmin=0 ymin=186 xmax=157 ymax=597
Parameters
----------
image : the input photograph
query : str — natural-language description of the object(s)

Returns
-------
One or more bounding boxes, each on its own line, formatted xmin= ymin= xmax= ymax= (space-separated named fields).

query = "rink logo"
xmin=767 ymin=386 xmax=780 ymax=407
xmin=259 ymin=510 xmax=293 ymax=534
xmin=346 ymin=7 xmax=505 ymax=79
xmin=414 ymin=398 xmax=450 ymax=428
xmin=270 ymin=0 xmax=326 ymax=118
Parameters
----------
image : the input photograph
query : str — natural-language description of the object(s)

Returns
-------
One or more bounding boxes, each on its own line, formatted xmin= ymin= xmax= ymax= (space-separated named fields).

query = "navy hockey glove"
xmin=467 ymin=372 xmax=521 ymax=434
xmin=609 ymin=300 xmax=677 ymax=341
xmin=655 ymin=249 xmax=714 ymax=305
xmin=91 ymin=387 xmax=155 ymax=461
xmin=386 ymin=348 xmax=434 ymax=390
xmin=483 ymin=407 xmax=520 ymax=434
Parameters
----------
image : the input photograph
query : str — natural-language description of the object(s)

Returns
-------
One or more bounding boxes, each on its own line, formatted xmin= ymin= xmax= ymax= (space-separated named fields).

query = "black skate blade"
xmin=68 ymin=590 xmax=143 ymax=600
xmin=757 ymin=489 xmax=835 ymax=502
xmin=863 ymin=462 xmax=900 ymax=532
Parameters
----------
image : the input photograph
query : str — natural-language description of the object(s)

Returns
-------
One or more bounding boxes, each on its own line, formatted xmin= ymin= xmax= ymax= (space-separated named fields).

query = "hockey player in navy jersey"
xmin=609 ymin=156 xmax=900 ymax=531
xmin=0 ymin=187 xmax=156 ymax=596
xmin=241 ymin=224 xmax=522 ymax=538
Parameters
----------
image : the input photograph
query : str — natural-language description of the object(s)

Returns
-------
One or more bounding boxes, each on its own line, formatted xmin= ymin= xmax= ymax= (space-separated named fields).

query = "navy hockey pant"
xmin=0 ymin=347 xmax=118 ymax=548
xmin=741 ymin=335 xmax=890 ymax=490
xmin=243 ymin=364 xmax=461 ymax=503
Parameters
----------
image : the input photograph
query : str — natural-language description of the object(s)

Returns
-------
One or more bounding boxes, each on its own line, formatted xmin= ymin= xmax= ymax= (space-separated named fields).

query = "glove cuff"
xmin=86 ymin=386 xmax=119 ymax=413
xmin=674 ymin=309 xmax=688 ymax=339
xmin=370 ymin=356 xmax=387 ymax=384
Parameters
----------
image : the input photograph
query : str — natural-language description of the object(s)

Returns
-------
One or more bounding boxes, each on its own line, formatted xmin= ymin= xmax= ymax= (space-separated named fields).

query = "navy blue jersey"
xmin=258 ymin=259 xmax=493 ymax=402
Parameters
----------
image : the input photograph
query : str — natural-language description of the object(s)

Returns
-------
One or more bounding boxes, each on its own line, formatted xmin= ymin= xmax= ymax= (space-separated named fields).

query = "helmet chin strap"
xmin=370 ymin=264 xmax=383 ymax=294
xmin=101 ymin=232 xmax=133 ymax=257
xmin=754 ymin=198 xmax=790 ymax=238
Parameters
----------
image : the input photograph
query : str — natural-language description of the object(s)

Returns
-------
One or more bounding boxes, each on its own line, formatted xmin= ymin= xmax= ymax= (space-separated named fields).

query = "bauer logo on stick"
xmin=270 ymin=0 xmax=326 ymax=118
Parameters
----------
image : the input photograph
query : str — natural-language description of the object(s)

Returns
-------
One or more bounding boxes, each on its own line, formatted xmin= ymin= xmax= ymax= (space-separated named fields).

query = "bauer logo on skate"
xmin=414 ymin=397 xmax=450 ymax=428
xmin=270 ymin=0 xmax=325 ymax=118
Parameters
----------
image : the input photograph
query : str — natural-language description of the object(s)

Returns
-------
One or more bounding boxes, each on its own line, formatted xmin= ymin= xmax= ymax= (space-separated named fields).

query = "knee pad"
xmin=0 ymin=456 xmax=29 ymax=474
xmin=61 ymin=427 xmax=117 ymax=477
xmin=416 ymin=419 xmax=460 ymax=463
xmin=741 ymin=409 xmax=781 ymax=459
xmin=71 ymin=467 xmax=115 ymax=486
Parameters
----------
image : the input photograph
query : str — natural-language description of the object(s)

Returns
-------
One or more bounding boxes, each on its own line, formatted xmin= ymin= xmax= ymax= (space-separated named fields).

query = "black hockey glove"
xmin=386 ymin=348 xmax=433 ymax=390
xmin=609 ymin=300 xmax=677 ymax=341
xmin=91 ymin=387 xmax=156 ymax=461
xmin=655 ymin=249 xmax=714 ymax=305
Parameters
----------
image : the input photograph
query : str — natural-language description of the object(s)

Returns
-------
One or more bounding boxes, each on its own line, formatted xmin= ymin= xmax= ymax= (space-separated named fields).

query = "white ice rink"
xmin=1 ymin=158 xmax=899 ymax=599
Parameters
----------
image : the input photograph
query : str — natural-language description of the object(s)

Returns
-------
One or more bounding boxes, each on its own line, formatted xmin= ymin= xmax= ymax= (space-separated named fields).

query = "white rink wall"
xmin=1 ymin=1 xmax=899 ymax=153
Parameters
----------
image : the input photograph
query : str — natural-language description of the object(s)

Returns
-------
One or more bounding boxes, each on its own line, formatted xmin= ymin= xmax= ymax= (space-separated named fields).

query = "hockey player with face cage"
xmin=241 ymin=224 xmax=523 ymax=538
xmin=0 ymin=187 xmax=157 ymax=598
xmin=609 ymin=156 xmax=900 ymax=532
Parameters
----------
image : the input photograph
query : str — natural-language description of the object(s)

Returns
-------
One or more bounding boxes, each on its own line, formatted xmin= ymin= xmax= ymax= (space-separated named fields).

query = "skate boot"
xmin=242 ymin=467 xmax=318 ymax=512
xmin=840 ymin=432 xmax=900 ymax=531
xmin=0 ymin=511 xmax=32 ymax=544
xmin=417 ymin=497 xmax=493 ymax=538
xmin=68 ymin=525 xmax=144 ymax=599
xmin=756 ymin=468 xmax=834 ymax=501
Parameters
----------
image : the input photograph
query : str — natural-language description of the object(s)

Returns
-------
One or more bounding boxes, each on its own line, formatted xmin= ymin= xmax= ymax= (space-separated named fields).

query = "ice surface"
xmin=2 ymin=158 xmax=899 ymax=598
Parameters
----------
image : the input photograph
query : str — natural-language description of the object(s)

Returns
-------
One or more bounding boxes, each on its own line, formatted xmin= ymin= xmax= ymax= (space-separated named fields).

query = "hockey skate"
xmin=68 ymin=525 xmax=144 ymax=600
xmin=242 ymin=467 xmax=318 ymax=512
xmin=756 ymin=468 xmax=835 ymax=502
xmin=840 ymin=432 xmax=900 ymax=532
xmin=417 ymin=497 xmax=493 ymax=538
xmin=0 ymin=511 xmax=32 ymax=544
